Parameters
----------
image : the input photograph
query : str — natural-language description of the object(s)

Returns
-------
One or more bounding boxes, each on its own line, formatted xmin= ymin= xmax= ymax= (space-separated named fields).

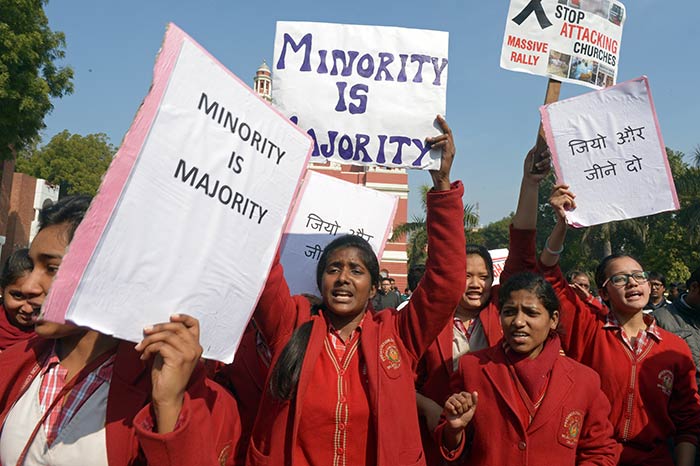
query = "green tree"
xmin=479 ymin=214 xmax=513 ymax=250
xmin=392 ymin=184 xmax=478 ymax=266
xmin=674 ymin=166 xmax=700 ymax=247
xmin=0 ymin=0 xmax=73 ymax=159
xmin=16 ymin=130 xmax=115 ymax=196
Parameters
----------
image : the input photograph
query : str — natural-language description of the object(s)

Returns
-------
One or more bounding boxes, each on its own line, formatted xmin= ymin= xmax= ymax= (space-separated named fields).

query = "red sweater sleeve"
xmin=252 ymin=253 xmax=310 ymax=353
xmin=500 ymin=226 xmax=537 ymax=286
xmin=575 ymin=371 xmax=621 ymax=465
xmin=537 ymin=259 xmax=602 ymax=361
xmin=397 ymin=181 xmax=466 ymax=362
xmin=668 ymin=341 xmax=700 ymax=446
xmin=134 ymin=371 xmax=242 ymax=466
xmin=435 ymin=362 xmax=471 ymax=462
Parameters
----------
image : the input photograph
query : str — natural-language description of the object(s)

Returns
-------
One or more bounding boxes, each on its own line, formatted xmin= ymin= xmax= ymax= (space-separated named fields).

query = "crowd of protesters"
xmin=0 ymin=116 xmax=699 ymax=466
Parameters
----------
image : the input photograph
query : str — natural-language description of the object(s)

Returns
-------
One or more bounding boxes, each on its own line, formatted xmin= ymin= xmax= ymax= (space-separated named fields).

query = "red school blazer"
xmin=416 ymin=227 xmax=536 ymax=466
xmin=0 ymin=337 xmax=242 ymax=466
xmin=437 ymin=340 xmax=620 ymax=466
xmin=247 ymin=182 xmax=466 ymax=466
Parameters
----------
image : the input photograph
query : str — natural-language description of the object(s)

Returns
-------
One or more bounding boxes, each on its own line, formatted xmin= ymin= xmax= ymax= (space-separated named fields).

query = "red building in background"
xmin=0 ymin=174 xmax=59 ymax=265
xmin=254 ymin=62 xmax=409 ymax=289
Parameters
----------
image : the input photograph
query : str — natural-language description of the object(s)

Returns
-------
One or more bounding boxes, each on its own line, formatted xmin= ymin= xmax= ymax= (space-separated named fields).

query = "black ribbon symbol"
xmin=512 ymin=0 xmax=553 ymax=29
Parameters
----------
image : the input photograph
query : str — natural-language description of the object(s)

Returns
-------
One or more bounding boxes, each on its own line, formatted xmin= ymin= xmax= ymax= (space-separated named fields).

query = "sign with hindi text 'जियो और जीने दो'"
xmin=40 ymin=23 xmax=313 ymax=363
xmin=540 ymin=76 xmax=679 ymax=228
xmin=272 ymin=21 xmax=448 ymax=170
xmin=279 ymin=171 xmax=398 ymax=296
xmin=501 ymin=0 xmax=625 ymax=89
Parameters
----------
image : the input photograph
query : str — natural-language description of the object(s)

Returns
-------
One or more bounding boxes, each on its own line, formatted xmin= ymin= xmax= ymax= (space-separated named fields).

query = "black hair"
xmin=498 ymin=272 xmax=559 ymax=318
xmin=466 ymin=244 xmax=493 ymax=280
xmin=594 ymin=253 xmax=641 ymax=289
xmin=267 ymin=313 xmax=316 ymax=400
xmin=407 ymin=264 xmax=426 ymax=292
xmin=647 ymin=271 xmax=666 ymax=287
xmin=566 ymin=270 xmax=589 ymax=284
xmin=270 ymin=235 xmax=379 ymax=400
xmin=38 ymin=195 xmax=92 ymax=242
xmin=0 ymin=249 xmax=32 ymax=289
xmin=687 ymin=267 xmax=700 ymax=290
xmin=315 ymin=235 xmax=380 ymax=292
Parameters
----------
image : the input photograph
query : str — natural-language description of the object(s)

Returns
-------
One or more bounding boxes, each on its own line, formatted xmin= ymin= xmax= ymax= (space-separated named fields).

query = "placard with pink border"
xmin=41 ymin=23 xmax=313 ymax=362
xmin=540 ymin=76 xmax=679 ymax=228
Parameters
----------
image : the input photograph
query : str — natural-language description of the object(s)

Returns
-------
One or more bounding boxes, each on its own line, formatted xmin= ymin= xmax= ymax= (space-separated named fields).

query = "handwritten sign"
xmin=279 ymin=171 xmax=398 ymax=296
xmin=490 ymin=248 xmax=509 ymax=286
xmin=272 ymin=21 xmax=448 ymax=169
xmin=501 ymin=0 xmax=625 ymax=89
xmin=41 ymin=24 xmax=312 ymax=363
xmin=540 ymin=76 xmax=679 ymax=227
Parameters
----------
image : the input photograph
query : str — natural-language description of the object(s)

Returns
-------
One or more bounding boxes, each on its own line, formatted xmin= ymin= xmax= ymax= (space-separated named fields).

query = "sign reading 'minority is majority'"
xmin=541 ymin=76 xmax=679 ymax=227
xmin=272 ymin=21 xmax=449 ymax=170
xmin=41 ymin=23 xmax=313 ymax=363
xmin=501 ymin=0 xmax=626 ymax=89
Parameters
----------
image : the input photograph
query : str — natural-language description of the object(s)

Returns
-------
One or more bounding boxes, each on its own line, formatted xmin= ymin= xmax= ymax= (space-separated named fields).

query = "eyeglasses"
xmin=649 ymin=282 xmax=665 ymax=289
xmin=602 ymin=271 xmax=649 ymax=288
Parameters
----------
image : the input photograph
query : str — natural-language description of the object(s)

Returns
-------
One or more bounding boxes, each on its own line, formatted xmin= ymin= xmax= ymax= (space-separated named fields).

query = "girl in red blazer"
xmin=415 ymin=147 xmax=550 ymax=464
xmin=0 ymin=248 xmax=35 ymax=350
xmin=538 ymin=185 xmax=700 ymax=466
xmin=247 ymin=116 xmax=466 ymax=466
xmin=0 ymin=196 xmax=241 ymax=466
xmin=438 ymin=272 xmax=620 ymax=466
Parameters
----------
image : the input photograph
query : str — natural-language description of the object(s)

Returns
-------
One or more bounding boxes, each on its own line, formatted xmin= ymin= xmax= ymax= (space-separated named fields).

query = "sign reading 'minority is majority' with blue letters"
xmin=272 ymin=21 xmax=449 ymax=170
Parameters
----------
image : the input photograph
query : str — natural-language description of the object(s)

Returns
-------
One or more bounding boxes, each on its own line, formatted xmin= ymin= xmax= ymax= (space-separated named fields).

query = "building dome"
xmin=256 ymin=60 xmax=271 ymax=77
xmin=253 ymin=60 xmax=272 ymax=102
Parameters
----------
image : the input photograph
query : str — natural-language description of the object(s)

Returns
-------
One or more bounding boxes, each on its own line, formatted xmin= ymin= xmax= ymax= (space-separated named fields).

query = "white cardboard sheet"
xmin=41 ymin=24 xmax=312 ymax=362
xmin=540 ymin=76 xmax=679 ymax=227
xmin=272 ymin=21 xmax=448 ymax=169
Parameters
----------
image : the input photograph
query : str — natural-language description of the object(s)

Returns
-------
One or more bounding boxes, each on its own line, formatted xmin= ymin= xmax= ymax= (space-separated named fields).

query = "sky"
xmin=41 ymin=0 xmax=700 ymax=225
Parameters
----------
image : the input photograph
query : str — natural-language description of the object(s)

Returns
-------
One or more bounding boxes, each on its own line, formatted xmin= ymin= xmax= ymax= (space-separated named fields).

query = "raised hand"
xmin=550 ymin=184 xmax=577 ymax=222
xmin=524 ymin=145 xmax=552 ymax=185
xmin=570 ymin=282 xmax=592 ymax=301
xmin=426 ymin=114 xmax=455 ymax=191
xmin=135 ymin=313 xmax=204 ymax=433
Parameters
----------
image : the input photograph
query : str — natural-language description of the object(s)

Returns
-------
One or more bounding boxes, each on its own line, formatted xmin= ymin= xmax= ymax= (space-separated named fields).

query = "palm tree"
xmin=391 ymin=184 xmax=478 ymax=265
xmin=580 ymin=218 xmax=648 ymax=259
xmin=675 ymin=166 xmax=700 ymax=246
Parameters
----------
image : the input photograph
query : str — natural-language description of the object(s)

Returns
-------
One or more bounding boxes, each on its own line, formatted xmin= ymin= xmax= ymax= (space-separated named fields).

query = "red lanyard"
xmin=454 ymin=317 xmax=476 ymax=341
xmin=14 ymin=349 xmax=115 ymax=466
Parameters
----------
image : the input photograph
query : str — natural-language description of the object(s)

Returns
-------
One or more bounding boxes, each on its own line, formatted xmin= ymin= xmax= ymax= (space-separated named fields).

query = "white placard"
xmin=490 ymin=248 xmax=509 ymax=286
xmin=280 ymin=171 xmax=398 ymax=296
xmin=540 ymin=76 xmax=679 ymax=227
xmin=41 ymin=24 xmax=312 ymax=363
xmin=272 ymin=21 xmax=448 ymax=169
xmin=501 ymin=0 xmax=625 ymax=89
